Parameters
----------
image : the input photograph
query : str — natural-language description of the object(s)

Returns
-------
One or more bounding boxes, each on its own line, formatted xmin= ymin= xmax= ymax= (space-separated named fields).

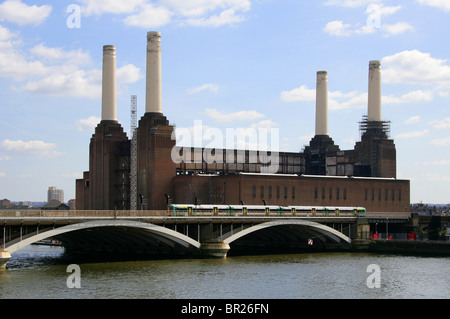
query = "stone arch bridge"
xmin=1 ymin=210 xmax=369 ymax=268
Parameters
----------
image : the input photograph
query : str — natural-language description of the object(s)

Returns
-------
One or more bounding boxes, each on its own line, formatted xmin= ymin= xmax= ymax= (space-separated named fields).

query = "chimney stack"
xmin=368 ymin=60 xmax=381 ymax=121
xmin=101 ymin=45 xmax=117 ymax=121
xmin=145 ymin=31 xmax=163 ymax=114
xmin=315 ymin=71 xmax=328 ymax=136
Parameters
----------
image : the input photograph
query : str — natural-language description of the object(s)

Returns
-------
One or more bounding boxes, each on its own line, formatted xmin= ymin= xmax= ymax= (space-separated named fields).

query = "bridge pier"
xmin=0 ymin=249 xmax=11 ymax=269
xmin=200 ymin=241 xmax=230 ymax=258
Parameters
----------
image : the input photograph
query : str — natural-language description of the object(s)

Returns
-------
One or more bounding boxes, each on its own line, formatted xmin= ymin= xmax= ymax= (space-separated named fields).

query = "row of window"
xmin=251 ymin=185 xmax=402 ymax=202
xmin=252 ymin=185 xmax=295 ymax=199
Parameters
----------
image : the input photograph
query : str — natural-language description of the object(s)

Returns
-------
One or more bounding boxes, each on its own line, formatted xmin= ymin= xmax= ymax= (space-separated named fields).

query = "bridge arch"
xmin=223 ymin=220 xmax=351 ymax=248
xmin=6 ymin=220 xmax=201 ymax=255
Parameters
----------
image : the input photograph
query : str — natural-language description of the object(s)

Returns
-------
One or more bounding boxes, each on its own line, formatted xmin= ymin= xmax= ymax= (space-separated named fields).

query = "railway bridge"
xmin=0 ymin=208 xmax=370 ymax=269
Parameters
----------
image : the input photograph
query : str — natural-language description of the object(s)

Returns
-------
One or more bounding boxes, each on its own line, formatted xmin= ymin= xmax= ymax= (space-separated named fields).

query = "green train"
xmin=168 ymin=204 xmax=366 ymax=217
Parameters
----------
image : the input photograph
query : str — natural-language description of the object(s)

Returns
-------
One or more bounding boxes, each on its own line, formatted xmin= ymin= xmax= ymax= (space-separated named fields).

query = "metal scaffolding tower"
xmin=130 ymin=95 xmax=138 ymax=210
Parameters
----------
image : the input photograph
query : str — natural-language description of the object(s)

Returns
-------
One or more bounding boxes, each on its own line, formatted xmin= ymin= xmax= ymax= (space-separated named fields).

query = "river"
xmin=1 ymin=245 xmax=449 ymax=299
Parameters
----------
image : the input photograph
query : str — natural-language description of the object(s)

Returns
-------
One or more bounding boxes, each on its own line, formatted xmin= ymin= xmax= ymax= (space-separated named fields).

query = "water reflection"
xmin=1 ymin=245 xmax=449 ymax=299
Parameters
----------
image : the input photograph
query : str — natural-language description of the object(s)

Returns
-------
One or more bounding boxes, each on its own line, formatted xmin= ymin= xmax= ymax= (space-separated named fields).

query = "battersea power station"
xmin=75 ymin=31 xmax=410 ymax=220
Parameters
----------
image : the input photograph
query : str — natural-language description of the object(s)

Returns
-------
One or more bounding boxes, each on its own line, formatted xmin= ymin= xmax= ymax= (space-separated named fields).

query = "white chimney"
xmin=101 ymin=45 xmax=117 ymax=121
xmin=368 ymin=60 xmax=382 ymax=121
xmin=315 ymin=71 xmax=328 ymax=136
xmin=145 ymin=31 xmax=163 ymax=114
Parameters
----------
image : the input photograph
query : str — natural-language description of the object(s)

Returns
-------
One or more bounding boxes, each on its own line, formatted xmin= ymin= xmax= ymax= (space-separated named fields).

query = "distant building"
xmin=47 ymin=186 xmax=64 ymax=203
xmin=68 ymin=199 xmax=76 ymax=210
xmin=0 ymin=199 xmax=13 ymax=209
xmin=41 ymin=200 xmax=70 ymax=210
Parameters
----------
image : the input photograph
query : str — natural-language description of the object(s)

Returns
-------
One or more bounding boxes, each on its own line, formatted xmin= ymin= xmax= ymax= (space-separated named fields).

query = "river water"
xmin=1 ymin=245 xmax=449 ymax=299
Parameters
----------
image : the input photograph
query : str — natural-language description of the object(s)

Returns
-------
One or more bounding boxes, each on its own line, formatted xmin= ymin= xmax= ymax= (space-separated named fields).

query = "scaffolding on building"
xmin=130 ymin=95 xmax=138 ymax=210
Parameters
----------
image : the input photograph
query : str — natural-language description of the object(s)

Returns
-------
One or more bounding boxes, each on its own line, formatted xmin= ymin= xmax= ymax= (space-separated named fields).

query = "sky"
xmin=0 ymin=0 xmax=450 ymax=204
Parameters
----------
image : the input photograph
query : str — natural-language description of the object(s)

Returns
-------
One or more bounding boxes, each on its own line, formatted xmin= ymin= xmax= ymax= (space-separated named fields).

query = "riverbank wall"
xmin=353 ymin=239 xmax=450 ymax=257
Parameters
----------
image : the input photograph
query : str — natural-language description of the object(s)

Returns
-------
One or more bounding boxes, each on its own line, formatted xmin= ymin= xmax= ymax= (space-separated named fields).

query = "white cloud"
xmin=430 ymin=136 xmax=450 ymax=146
xmin=79 ymin=0 xmax=251 ymax=28
xmin=251 ymin=119 xmax=277 ymax=129
xmin=205 ymin=108 xmax=265 ymax=122
xmin=0 ymin=139 xmax=65 ymax=158
xmin=184 ymin=8 xmax=246 ymax=27
xmin=382 ymin=50 xmax=450 ymax=88
xmin=324 ymin=0 xmax=382 ymax=7
xmin=0 ymin=24 xmax=15 ymax=41
xmin=123 ymin=3 xmax=173 ymax=27
xmin=432 ymin=117 xmax=450 ymax=129
xmin=323 ymin=4 xmax=412 ymax=37
xmin=0 ymin=30 xmax=140 ymax=98
xmin=78 ymin=0 xmax=146 ymax=16
xmin=383 ymin=90 xmax=434 ymax=104
xmin=281 ymin=83 xmax=430 ymax=110
xmin=382 ymin=22 xmax=414 ymax=35
xmin=30 ymin=43 xmax=92 ymax=65
xmin=280 ymin=85 xmax=315 ymax=102
xmin=76 ymin=116 xmax=101 ymax=131
xmin=405 ymin=116 xmax=420 ymax=124
xmin=0 ymin=0 xmax=52 ymax=26
xmin=416 ymin=0 xmax=450 ymax=12
xmin=187 ymin=83 xmax=219 ymax=95
xmin=394 ymin=129 xmax=429 ymax=139
xmin=424 ymin=160 xmax=450 ymax=166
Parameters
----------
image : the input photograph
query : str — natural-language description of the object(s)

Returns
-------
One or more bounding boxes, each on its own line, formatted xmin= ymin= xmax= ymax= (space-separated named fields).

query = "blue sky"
xmin=0 ymin=0 xmax=450 ymax=204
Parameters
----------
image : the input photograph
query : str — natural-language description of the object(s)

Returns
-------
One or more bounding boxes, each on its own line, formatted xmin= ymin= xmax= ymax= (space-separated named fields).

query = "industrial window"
xmin=292 ymin=186 xmax=295 ymax=198
xmin=336 ymin=188 xmax=339 ymax=200
xmin=314 ymin=187 xmax=318 ymax=199
xmin=268 ymin=186 xmax=272 ymax=199
xmin=343 ymin=188 xmax=347 ymax=200
xmin=322 ymin=187 xmax=325 ymax=199
xmin=398 ymin=189 xmax=402 ymax=201
xmin=378 ymin=189 xmax=381 ymax=201
xmin=385 ymin=189 xmax=388 ymax=201
xmin=372 ymin=189 xmax=375 ymax=201
xmin=284 ymin=186 xmax=288 ymax=199
xmin=252 ymin=185 xmax=256 ymax=199
xmin=260 ymin=186 xmax=264 ymax=198
xmin=364 ymin=188 xmax=368 ymax=200
xmin=277 ymin=186 xmax=280 ymax=199
xmin=329 ymin=187 xmax=332 ymax=200
xmin=391 ymin=189 xmax=395 ymax=201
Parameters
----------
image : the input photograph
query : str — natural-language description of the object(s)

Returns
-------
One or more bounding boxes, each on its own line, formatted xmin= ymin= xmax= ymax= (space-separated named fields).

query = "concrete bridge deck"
xmin=1 ymin=209 xmax=368 ymax=269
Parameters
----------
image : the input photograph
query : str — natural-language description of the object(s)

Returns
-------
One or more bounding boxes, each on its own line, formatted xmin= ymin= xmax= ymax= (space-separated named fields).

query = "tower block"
xmin=137 ymin=32 xmax=176 ymax=210
xmin=89 ymin=45 xmax=129 ymax=210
